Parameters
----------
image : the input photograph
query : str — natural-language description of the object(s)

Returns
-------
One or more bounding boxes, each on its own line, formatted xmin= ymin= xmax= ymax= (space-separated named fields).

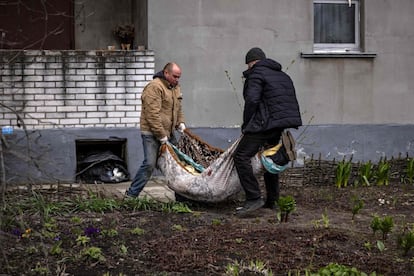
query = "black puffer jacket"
xmin=241 ymin=58 xmax=302 ymax=133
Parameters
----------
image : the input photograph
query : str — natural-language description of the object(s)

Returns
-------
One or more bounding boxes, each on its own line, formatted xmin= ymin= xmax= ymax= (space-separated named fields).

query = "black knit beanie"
xmin=245 ymin=47 xmax=266 ymax=64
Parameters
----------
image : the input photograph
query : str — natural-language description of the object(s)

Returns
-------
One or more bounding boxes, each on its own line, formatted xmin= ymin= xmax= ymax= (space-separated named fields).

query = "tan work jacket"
xmin=139 ymin=77 xmax=185 ymax=140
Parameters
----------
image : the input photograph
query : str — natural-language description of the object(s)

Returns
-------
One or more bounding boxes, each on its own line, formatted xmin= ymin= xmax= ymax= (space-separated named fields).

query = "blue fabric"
xmin=169 ymin=138 xmax=287 ymax=176
xmin=260 ymin=155 xmax=288 ymax=174
xmin=169 ymin=143 xmax=205 ymax=173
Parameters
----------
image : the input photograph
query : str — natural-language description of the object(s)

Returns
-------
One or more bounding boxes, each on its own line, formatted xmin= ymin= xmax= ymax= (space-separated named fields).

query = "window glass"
xmin=314 ymin=0 xmax=360 ymax=52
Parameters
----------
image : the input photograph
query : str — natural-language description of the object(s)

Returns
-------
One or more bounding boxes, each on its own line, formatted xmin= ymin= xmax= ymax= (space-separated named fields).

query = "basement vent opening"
xmin=75 ymin=138 xmax=129 ymax=183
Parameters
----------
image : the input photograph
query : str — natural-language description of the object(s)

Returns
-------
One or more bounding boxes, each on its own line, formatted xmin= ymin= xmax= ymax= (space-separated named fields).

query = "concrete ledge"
xmin=2 ymin=124 xmax=414 ymax=185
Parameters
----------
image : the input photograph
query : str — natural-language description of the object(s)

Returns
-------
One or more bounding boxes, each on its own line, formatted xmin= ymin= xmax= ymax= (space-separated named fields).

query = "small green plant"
xmin=192 ymin=211 xmax=202 ymax=218
xmin=76 ymin=235 xmax=91 ymax=246
xmin=70 ymin=216 xmax=83 ymax=224
xmin=225 ymin=261 xmax=240 ymax=275
xmin=119 ymin=244 xmax=128 ymax=255
xmin=405 ymin=158 xmax=414 ymax=184
xmin=335 ymin=160 xmax=352 ymax=188
xmin=370 ymin=215 xmax=382 ymax=235
xmin=315 ymin=262 xmax=376 ymax=275
xmin=376 ymin=240 xmax=386 ymax=253
xmin=225 ymin=260 xmax=273 ymax=275
xmin=381 ymin=216 xmax=394 ymax=240
xmin=101 ymin=228 xmax=119 ymax=237
xmin=358 ymin=161 xmax=374 ymax=186
xmin=370 ymin=215 xmax=394 ymax=240
xmin=171 ymin=224 xmax=185 ymax=231
xmin=212 ymin=218 xmax=222 ymax=226
xmin=130 ymin=227 xmax=145 ymax=235
xmin=375 ymin=160 xmax=390 ymax=186
xmin=31 ymin=263 xmax=49 ymax=275
xmin=81 ymin=246 xmax=106 ymax=262
xmin=74 ymin=191 xmax=119 ymax=213
xmin=397 ymin=229 xmax=414 ymax=256
xmin=235 ymin=238 xmax=244 ymax=244
xmin=321 ymin=209 xmax=330 ymax=228
xmin=50 ymin=241 xmax=63 ymax=255
xmin=364 ymin=241 xmax=372 ymax=251
xmin=311 ymin=209 xmax=330 ymax=229
xmin=122 ymin=195 xmax=157 ymax=211
xmin=43 ymin=219 xmax=58 ymax=231
xmin=26 ymin=191 xmax=67 ymax=220
xmin=26 ymin=245 xmax=39 ymax=254
xmin=170 ymin=202 xmax=192 ymax=213
xmin=351 ymin=196 xmax=364 ymax=221
xmin=277 ymin=195 xmax=296 ymax=223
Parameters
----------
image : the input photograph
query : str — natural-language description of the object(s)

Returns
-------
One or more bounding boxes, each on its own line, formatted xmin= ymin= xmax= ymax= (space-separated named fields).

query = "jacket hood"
xmin=153 ymin=70 xmax=165 ymax=80
xmin=243 ymin=58 xmax=282 ymax=77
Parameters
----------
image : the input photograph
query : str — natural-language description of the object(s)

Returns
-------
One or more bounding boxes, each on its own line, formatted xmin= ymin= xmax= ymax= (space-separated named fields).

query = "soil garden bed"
xmin=1 ymin=182 xmax=414 ymax=275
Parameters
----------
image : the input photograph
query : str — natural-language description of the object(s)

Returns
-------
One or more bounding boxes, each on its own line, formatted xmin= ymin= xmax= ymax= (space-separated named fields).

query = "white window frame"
xmin=313 ymin=0 xmax=360 ymax=53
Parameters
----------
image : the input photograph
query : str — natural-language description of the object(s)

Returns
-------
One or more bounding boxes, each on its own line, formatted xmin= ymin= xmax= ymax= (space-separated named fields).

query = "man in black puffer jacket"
xmin=234 ymin=47 xmax=302 ymax=216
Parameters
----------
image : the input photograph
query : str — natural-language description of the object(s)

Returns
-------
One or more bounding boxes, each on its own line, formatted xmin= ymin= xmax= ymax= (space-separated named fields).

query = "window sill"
xmin=301 ymin=52 xmax=377 ymax=58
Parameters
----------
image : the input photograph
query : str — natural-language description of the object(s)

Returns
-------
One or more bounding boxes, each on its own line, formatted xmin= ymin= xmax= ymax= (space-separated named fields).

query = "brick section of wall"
xmin=0 ymin=50 xmax=155 ymax=129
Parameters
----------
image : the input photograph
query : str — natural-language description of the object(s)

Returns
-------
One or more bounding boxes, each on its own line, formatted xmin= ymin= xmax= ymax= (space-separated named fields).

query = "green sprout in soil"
xmin=81 ymin=246 xmax=106 ymax=262
xmin=376 ymin=240 xmax=386 ymax=253
xmin=277 ymin=195 xmax=296 ymax=223
xmin=358 ymin=160 xmax=374 ymax=186
xmin=73 ymin=192 xmax=119 ymax=213
xmin=171 ymin=224 xmax=185 ymax=231
xmin=211 ymin=218 xmax=222 ymax=226
xmin=315 ymin=262 xmax=377 ymax=276
xmin=312 ymin=208 xmax=329 ymax=229
xmin=31 ymin=263 xmax=49 ymax=275
xmin=397 ymin=228 xmax=414 ymax=256
xmin=375 ymin=160 xmax=390 ymax=186
xmin=321 ymin=209 xmax=330 ymax=228
xmin=170 ymin=202 xmax=192 ymax=213
xmin=370 ymin=215 xmax=394 ymax=240
xmin=405 ymin=158 xmax=414 ymax=184
xmin=119 ymin=244 xmax=128 ymax=255
xmin=76 ymin=235 xmax=91 ymax=246
xmin=103 ymin=228 xmax=119 ymax=237
xmin=364 ymin=241 xmax=372 ymax=251
xmin=70 ymin=216 xmax=83 ymax=224
xmin=335 ymin=160 xmax=352 ymax=188
xmin=351 ymin=196 xmax=364 ymax=221
xmin=50 ymin=241 xmax=63 ymax=255
xmin=122 ymin=195 xmax=157 ymax=211
xmin=130 ymin=227 xmax=145 ymax=235
xmin=225 ymin=260 xmax=273 ymax=276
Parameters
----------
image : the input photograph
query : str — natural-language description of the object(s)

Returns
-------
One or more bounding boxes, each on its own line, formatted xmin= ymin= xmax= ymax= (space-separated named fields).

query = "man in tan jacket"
xmin=126 ymin=62 xmax=186 ymax=198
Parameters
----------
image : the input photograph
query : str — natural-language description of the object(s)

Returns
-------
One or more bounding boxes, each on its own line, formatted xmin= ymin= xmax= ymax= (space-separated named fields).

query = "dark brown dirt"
xmin=1 ymin=183 xmax=414 ymax=275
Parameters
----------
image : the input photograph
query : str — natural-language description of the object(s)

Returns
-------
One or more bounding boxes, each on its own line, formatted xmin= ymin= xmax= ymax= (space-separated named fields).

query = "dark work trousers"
xmin=233 ymin=129 xmax=283 ymax=202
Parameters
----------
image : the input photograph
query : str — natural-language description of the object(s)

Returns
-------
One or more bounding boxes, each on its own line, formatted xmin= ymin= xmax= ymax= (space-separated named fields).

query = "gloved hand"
xmin=178 ymin=123 xmax=186 ymax=133
xmin=159 ymin=136 xmax=168 ymax=144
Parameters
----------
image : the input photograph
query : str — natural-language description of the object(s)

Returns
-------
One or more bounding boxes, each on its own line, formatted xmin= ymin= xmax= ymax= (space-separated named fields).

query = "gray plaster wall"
xmin=148 ymin=0 xmax=414 ymax=127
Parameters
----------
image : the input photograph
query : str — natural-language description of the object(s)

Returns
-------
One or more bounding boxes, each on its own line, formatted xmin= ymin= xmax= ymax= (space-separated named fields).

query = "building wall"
xmin=0 ymin=50 xmax=154 ymax=184
xmin=148 ymin=0 xmax=414 ymax=127
xmin=73 ymin=0 xmax=148 ymax=50
xmin=1 ymin=1 xmax=414 ymax=185
xmin=146 ymin=0 xmax=414 ymax=165
xmin=1 ymin=50 xmax=153 ymax=128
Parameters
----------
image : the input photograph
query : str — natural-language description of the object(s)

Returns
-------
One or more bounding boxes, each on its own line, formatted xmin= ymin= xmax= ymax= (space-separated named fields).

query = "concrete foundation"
xmin=2 ymin=124 xmax=413 ymax=185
